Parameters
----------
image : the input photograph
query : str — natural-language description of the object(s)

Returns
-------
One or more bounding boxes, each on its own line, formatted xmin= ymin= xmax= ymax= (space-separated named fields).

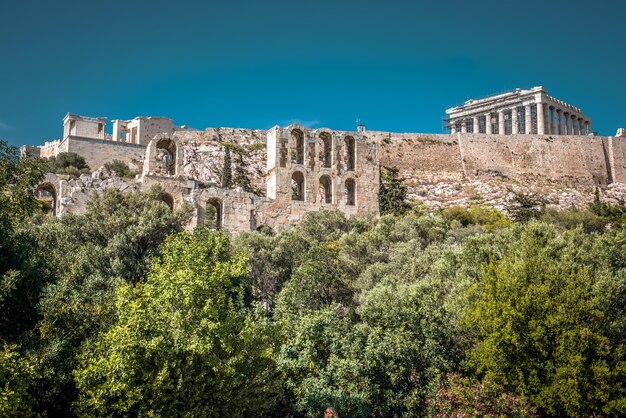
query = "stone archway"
xmin=292 ymin=129 xmax=304 ymax=165
xmin=155 ymin=138 xmax=176 ymax=176
xmin=319 ymin=175 xmax=332 ymax=204
xmin=207 ymin=198 xmax=223 ymax=229
xmin=345 ymin=178 xmax=356 ymax=206
xmin=161 ymin=192 xmax=174 ymax=210
xmin=291 ymin=171 xmax=305 ymax=201
xmin=36 ymin=183 xmax=57 ymax=215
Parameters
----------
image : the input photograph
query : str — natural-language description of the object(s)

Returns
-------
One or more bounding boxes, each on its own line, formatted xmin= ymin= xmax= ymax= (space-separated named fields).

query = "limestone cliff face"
xmin=178 ymin=128 xmax=267 ymax=194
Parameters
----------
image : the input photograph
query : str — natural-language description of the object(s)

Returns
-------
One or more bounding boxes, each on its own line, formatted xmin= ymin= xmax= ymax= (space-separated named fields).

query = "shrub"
xmin=428 ymin=373 xmax=536 ymax=417
xmin=44 ymin=152 xmax=90 ymax=178
xmin=103 ymin=160 xmax=136 ymax=179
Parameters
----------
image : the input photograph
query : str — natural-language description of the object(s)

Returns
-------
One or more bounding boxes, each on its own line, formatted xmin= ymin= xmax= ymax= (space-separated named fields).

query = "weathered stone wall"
xmin=608 ymin=136 xmax=626 ymax=184
xmin=458 ymin=133 xmax=611 ymax=188
xmin=31 ymin=119 xmax=626 ymax=234
xmin=63 ymin=137 xmax=146 ymax=171
xmin=373 ymin=132 xmax=464 ymax=187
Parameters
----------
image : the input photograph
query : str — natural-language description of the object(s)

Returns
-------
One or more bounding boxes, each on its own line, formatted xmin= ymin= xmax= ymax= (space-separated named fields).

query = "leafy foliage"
xmin=378 ymin=166 xmax=411 ymax=216
xmin=428 ymin=373 xmax=536 ymax=417
xmin=103 ymin=159 xmax=137 ymax=179
xmin=222 ymin=146 xmax=232 ymax=187
xmin=74 ymin=230 xmax=282 ymax=416
xmin=44 ymin=152 xmax=90 ymax=178
xmin=463 ymin=222 xmax=626 ymax=416
xmin=0 ymin=344 xmax=39 ymax=417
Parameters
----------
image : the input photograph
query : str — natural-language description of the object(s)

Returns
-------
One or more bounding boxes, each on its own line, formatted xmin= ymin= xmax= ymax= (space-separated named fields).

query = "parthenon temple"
xmin=445 ymin=86 xmax=592 ymax=135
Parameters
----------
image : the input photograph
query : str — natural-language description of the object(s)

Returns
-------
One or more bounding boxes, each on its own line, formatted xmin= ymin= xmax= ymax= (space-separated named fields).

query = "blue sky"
xmin=1 ymin=0 xmax=624 ymax=145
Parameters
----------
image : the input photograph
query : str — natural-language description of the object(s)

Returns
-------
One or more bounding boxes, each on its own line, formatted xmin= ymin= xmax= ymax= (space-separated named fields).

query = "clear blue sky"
xmin=1 ymin=0 xmax=624 ymax=146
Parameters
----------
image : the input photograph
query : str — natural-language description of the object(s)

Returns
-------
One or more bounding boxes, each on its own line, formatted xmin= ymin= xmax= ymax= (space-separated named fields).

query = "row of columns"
xmin=541 ymin=103 xmax=591 ymax=135
xmin=451 ymin=103 xmax=591 ymax=135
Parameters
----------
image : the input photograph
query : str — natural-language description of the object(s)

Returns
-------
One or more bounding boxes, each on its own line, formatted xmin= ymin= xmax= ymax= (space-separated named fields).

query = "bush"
xmin=442 ymin=205 xmax=511 ymax=230
xmin=103 ymin=160 xmax=136 ymax=179
xmin=428 ymin=373 xmax=536 ymax=417
xmin=44 ymin=152 xmax=90 ymax=178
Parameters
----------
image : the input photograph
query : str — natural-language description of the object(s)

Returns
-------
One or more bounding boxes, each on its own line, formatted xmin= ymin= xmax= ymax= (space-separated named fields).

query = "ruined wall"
xmin=458 ymin=133 xmax=611 ymax=189
xmin=373 ymin=132 xmax=464 ymax=186
xmin=63 ymin=137 xmax=146 ymax=171
xmin=608 ymin=136 xmax=626 ymax=184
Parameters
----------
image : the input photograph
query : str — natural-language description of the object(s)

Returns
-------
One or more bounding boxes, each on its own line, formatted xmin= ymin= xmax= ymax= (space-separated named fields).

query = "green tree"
xmin=222 ymin=146 xmax=232 ymax=187
xmin=0 ymin=140 xmax=45 ymax=225
xmin=74 ymin=230 xmax=282 ymax=417
xmin=32 ymin=186 xmax=190 ymax=414
xmin=44 ymin=152 xmax=90 ymax=178
xmin=0 ymin=344 xmax=39 ymax=417
xmin=0 ymin=140 xmax=45 ymax=341
xmin=378 ymin=166 xmax=411 ymax=216
xmin=233 ymin=150 xmax=252 ymax=192
xmin=463 ymin=222 xmax=626 ymax=416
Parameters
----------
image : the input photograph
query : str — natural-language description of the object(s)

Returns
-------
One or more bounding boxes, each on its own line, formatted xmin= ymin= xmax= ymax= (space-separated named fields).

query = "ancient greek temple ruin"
xmin=445 ymin=86 xmax=592 ymax=135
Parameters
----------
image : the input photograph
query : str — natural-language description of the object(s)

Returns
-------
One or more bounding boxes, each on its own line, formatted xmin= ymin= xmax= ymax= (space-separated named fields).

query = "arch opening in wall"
xmin=207 ymin=198 xmax=223 ymax=229
xmin=319 ymin=132 xmax=332 ymax=168
xmin=155 ymin=138 xmax=177 ymax=175
xmin=161 ymin=193 xmax=174 ymax=211
xmin=291 ymin=171 xmax=305 ymax=201
xmin=319 ymin=175 xmax=333 ymax=204
xmin=292 ymin=129 xmax=304 ymax=165
xmin=344 ymin=136 xmax=355 ymax=171
xmin=36 ymin=183 xmax=57 ymax=215
xmin=345 ymin=178 xmax=356 ymax=206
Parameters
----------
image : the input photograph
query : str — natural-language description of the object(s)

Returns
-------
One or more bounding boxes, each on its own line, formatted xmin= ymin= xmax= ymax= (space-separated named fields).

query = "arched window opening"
xmin=207 ymin=198 xmax=223 ymax=229
xmin=319 ymin=175 xmax=332 ymax=204
xmin=344 ymin=136 xmax=355 ymax=171
xmin=161 ymin=193 xmax=174 ymax=211
xmin=291 ymin=171 xmax=305 ymax=201
xmin=36 ymin=183 xmax=57 ymax=215
xmin=292 ymin=129 xmax=304 ymax=165
xmin=345 ymin=178 xmax=356 ymax=206
xmin=155 ymin=138 xmax=176 ymax=176
xmin=320 ymin=132 xmax=332 ymax=168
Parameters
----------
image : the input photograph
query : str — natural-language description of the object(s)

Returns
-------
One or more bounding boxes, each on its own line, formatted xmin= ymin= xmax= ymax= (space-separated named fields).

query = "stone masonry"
xmin=24 ymin=88 xmax=626 ymax=234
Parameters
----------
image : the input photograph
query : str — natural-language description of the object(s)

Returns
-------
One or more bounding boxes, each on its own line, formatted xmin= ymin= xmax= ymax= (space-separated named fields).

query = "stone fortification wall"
xmin=372 ymin=132 xmax=464 ymax=187
xmin=458 ymin=133 xmax=611 ymax=188
xmin=608 ymin=136 xmax=626 ymax=184
xmin=35 ymin=137 xmax=146 ymax=172
xmin=64 ymin=137 xmax=146 ymax=171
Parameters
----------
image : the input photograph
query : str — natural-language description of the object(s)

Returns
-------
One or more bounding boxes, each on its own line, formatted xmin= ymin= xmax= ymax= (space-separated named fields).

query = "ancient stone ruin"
xmin=23 ymin=87 xmax=626 ymax=234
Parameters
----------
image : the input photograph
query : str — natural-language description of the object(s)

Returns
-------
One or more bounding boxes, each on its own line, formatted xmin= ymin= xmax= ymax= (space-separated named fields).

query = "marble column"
xmin=573 ymin=116 xmax=580 ymax=135
xmin=485 ymin=113 xmax=492 ymax=134
xmin=450 ymin=121 xmax=457 ymax=134
xmin=525 ymin=104 xmax=532 ymax=134
xmin=578 ymin=118 xmax=584 ymax=135
xmin=537 ymin=103 xmax=546 ymax=135
xmin=550 ymin=107 xmax=557 ymax=134
xmin=587 ymin=120 xmax=592 ymax=134
xmin=473 ymin=116 xmax=480 ymax=134
xmin=498 ymin=110 xmax=505 ymax=135
xmin=512 ymin=108 xmax=519 ymax=134
xmin=461 ymin=119 xmax=467 ymax=133
xmin=563 ymin=112 xmax=570 ymax=134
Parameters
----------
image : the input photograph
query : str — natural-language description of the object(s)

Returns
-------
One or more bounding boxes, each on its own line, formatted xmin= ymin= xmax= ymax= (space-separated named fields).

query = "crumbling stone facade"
xmin=24 ymin=89 xmax=626 ymax=233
